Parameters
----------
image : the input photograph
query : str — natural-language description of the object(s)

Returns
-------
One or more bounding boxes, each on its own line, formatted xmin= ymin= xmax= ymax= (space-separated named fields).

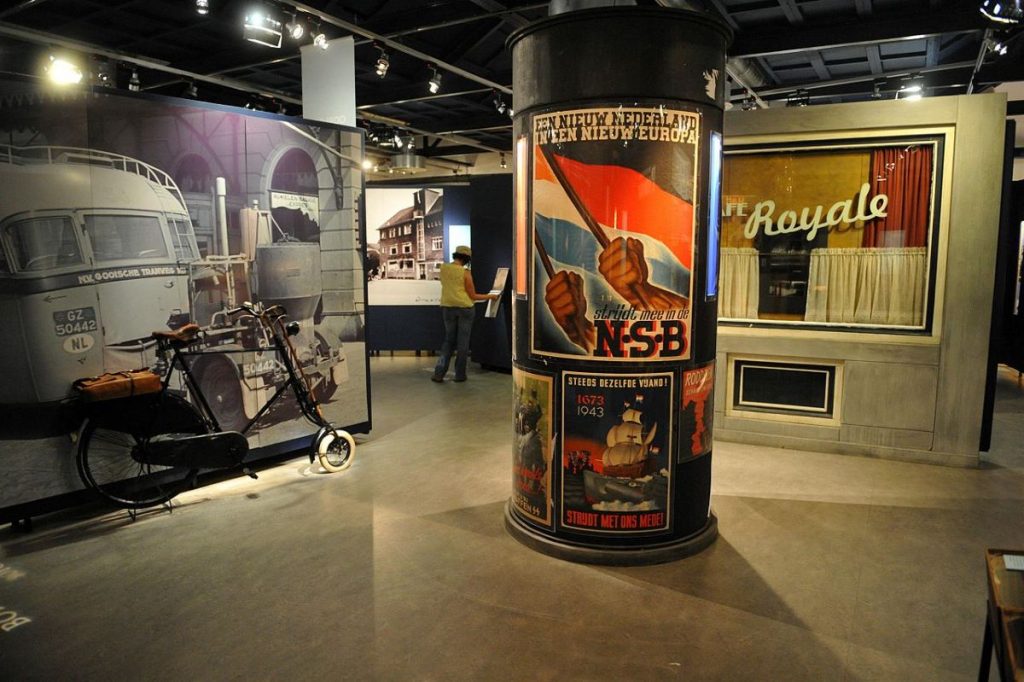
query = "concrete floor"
xmin=2 ymin=356 xmax=1023 ymax=680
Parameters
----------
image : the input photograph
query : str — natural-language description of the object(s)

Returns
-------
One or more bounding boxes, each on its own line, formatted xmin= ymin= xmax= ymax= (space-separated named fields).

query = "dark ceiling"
xmin=0 ymin=0 xmax=1021 ymax=163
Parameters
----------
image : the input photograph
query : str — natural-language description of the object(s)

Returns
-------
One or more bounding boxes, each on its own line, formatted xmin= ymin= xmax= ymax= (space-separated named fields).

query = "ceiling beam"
xmin=776 ymin=0 xmax=804 ymax=25
xmin=731 ymin=59 xmax=977 ymax=99
xmin=731 ymin=9 xmax=987 ymax=58
xmin=276 ymin=0 xmax=512 ymax=94
xmin=358 ymin=87 xmax=492 ymax=110
xmin=0 ymin=0 xmax=56 ymax=21
xmin=467 ymin=0 xmax=530 ymax=29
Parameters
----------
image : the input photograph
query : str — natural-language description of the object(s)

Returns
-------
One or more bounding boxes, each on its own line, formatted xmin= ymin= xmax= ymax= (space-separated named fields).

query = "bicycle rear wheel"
xmin=77 ymin=394 xmax=206 ymax=509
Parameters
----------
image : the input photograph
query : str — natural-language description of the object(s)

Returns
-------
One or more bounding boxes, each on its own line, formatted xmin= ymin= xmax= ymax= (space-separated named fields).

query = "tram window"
xmin=6 ymin=217 xmax=83 ymax=271
xmin=84 ymin=215 xmax=168 ymax=262
xmin=167 ymin=218 xmax=199 ymax=261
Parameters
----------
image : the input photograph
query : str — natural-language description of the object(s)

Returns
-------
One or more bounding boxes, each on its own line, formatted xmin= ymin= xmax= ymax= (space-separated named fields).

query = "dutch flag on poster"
xmin=533 ymin=149 xmax=693 ymax=297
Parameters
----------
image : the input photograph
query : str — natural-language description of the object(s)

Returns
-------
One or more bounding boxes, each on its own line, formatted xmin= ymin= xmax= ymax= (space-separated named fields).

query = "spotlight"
xmin=183 ymin=81 xmax=198 ymax=98
xmin=741 ymin=96 xmax=758 ymax=110
xmin=897 ymin=79 xmax=925 ymax=101
xmin=276 ymin=101 xmax=287 ymax=115
xmin=244 ymin=10 xmax=283 ymax=48
xmin=500 ymin=153 xmax=508 ymax=169
xmin=980 ymin=0 xmax=1023 ymax=24
xmin=196 ymin=0 xmax=209 ymax=15
xmin=374 ymin=44 xmax=389 ymax=78
xmin=492 ymin=90 xmax=507 ymax=115
xmin=989 ymin=37 xmax=1010 ymax=55
xmin=46 ymin=55 xmax=83 ymax=86
xmin=285 ymin=15 xmax=304 ymax=40
xmin=361 ymin=159 xmax=373 ymax=170
xmin=312 ymin=25 xmax=328 ymax=50
xmin=93 ymin=59 xmax=116 ymax=88
xmin=785 ymin=89 xmax=810 ymax=107
xmin=427 ymin=64 xmax=442 ymax=94
xmin=128 ymin=68 xmax=141 ymax=92
xmin=393 ymin=131 xmax=403 ymax=147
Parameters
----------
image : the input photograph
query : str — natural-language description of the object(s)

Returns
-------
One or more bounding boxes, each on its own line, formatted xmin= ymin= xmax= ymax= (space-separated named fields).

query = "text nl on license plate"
xmin=53 ymin=307 xmax=98 ymax=337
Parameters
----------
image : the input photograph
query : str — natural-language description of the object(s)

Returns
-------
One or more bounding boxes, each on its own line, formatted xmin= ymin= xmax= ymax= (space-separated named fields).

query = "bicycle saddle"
xmin=152 ymin=323 xmax=202 ymax=346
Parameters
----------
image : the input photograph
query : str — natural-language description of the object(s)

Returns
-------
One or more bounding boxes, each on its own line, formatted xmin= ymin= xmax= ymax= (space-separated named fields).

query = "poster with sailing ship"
xmin=681 ymin=361 xmax=715 ymax=460
xmin=561 ymin=371 xmax=673 ymax=535
xmin=512 ymin=368 xmax=554 ymax=527
xmin=530 ymin=106 xmax=699 ymax=362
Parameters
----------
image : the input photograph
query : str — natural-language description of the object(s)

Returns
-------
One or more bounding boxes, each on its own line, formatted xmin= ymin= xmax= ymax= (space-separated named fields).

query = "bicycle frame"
xmin=157 ymin=313 xmax=325 ymax=436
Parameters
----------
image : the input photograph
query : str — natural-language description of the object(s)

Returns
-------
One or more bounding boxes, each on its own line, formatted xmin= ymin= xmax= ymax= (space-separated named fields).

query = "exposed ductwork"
xmin=390 ymin=151 xmax=428 ymax=173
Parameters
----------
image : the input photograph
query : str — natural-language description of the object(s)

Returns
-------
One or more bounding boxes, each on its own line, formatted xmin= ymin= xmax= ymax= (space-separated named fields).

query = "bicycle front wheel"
xmin=77 ymin=394 xmax=206 ymax=509
xmin=315 ymin=427 xmax=356 ymax=473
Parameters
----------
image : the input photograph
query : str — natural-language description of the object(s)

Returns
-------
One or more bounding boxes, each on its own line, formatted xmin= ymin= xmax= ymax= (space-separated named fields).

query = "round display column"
xmin=505 ymin=6 xmax=732 ymax=565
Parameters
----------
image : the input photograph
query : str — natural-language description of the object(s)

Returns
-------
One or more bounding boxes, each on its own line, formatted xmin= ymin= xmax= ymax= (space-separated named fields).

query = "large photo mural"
xmin=0 ymin=82 xmax=368 ymax=511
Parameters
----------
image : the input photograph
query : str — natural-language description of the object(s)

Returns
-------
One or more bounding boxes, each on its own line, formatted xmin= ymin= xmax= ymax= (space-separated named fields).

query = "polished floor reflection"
xmin=2 ymin=357 xmax=1022 ymax=680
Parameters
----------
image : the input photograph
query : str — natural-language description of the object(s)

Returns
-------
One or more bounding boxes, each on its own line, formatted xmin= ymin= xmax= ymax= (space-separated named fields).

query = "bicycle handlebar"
xmin=226 ymin=301 xmax=259 ymax=317
xmin=225 ymin=302 xmax=288 ymax=320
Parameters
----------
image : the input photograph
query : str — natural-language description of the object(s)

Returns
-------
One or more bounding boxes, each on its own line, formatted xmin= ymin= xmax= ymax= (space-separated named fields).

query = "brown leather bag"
xmin=73 ymin=370 xmax=162 ymax=402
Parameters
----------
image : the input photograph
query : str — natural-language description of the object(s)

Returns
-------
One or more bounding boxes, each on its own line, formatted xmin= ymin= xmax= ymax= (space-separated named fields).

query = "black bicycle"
xmin=75 ymin=302 xmax=355 ymax=509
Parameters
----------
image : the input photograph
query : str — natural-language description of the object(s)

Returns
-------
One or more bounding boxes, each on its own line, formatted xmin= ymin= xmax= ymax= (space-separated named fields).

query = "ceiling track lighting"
xmin=128 ymin=67 xmax=141 ymax=92
xmin=374 ymin=43 xmax=390 ymax=78
xmin=183 ymin=81 xmax=198 ymax=99
xmin=427 ymin=63 xmax=442 ymax=94
xmin=987 ymin=36 xmax=1011 ymax=56
xmin=897 ymin=77 xmax=925 ymax=101
xmin=786 ymin=89 xmax=810 ymax=107
xmin=499 ymin=153 xmax=508 ymax=169
xmin=45 ymin=54 xmax=83 ymax=86
xmin=196 ymin=0 xmax=209 ymax=15
xmin=980 ymin=0 xmax=1023 ymax=24
xmin=244 ymin=9 xmax=283 ymax=48
xmin=92 ymin=58 xmax=115 ymax=88
xmin=492 ymin=89 xmax=508 ymax=115
xmin=285 ymin=14 xmax=305 ymax=40
xmin=312 ymin=22 xmax=328 ymax=50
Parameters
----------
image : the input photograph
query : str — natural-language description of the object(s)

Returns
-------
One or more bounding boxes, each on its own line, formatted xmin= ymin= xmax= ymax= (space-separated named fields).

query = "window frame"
xmin=718 ymin=133 xmax=946 ymax=336
xmin=78 ymin=210 xmax=174 ymax=265
xmin=1 ymin=212 xmax=87 ymax=274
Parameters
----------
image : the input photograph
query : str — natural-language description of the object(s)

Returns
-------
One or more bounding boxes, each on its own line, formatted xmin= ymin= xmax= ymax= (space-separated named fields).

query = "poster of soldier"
xmin=512 ymin=368 xmax=553 ymax=527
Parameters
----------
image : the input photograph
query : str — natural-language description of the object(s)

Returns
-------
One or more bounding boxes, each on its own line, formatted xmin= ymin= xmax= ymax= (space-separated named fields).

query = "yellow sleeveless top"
xmin=439 ymin=262 xmax=473 ymax=308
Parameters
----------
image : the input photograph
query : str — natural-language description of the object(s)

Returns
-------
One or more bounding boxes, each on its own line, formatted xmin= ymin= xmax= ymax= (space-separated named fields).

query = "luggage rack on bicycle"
xmin=72 ymin=301 xmax=356 ymax=511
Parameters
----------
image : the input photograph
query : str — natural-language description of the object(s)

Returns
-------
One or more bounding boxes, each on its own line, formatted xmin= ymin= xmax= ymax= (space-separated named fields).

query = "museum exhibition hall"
xmin=1 ymin=0 xmax=1024 ymax=679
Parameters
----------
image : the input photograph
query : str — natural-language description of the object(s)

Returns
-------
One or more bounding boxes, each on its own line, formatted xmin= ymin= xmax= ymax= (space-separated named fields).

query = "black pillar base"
xmin=504 ymin=500 xmax=717 ymax=566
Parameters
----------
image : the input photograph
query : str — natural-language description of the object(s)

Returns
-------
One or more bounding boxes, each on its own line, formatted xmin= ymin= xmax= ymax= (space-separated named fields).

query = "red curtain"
xmin=863 ymin=146 xmax=933 ymax=248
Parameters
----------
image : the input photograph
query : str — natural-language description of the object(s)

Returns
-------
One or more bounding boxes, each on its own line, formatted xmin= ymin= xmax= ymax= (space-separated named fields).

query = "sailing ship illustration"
xmin=581 ymin=395 xmax=667 ymax=507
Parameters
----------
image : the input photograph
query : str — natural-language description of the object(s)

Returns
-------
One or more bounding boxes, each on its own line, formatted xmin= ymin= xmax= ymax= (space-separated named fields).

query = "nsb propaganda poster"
xmin=561 ymin=371 xmax=673 ymax=534
xmin=681 ymin=361 xmax=715 ymax=459
xmin=512 ymin=368 xmax=554 ymax=527
xmin=531 ymin=106 xmax=700 ymax=361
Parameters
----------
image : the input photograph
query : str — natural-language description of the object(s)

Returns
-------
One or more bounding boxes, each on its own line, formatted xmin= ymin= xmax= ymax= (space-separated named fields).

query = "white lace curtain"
xmin=719 ymin=247 xmax=760 ymax=319
xmin=805 ymin=247 xmax=927 ymax=326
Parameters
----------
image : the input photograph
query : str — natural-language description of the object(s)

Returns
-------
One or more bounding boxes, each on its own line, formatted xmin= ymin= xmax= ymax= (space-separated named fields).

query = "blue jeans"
xmin=434 ymin=306 xmax=475 ymax=380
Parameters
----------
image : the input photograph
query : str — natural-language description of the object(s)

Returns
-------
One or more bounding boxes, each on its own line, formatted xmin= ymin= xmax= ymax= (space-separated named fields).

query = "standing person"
xmin=432 ymin=245 xmax=497 ymax=383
